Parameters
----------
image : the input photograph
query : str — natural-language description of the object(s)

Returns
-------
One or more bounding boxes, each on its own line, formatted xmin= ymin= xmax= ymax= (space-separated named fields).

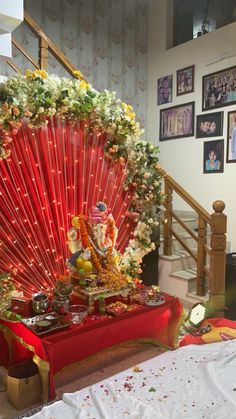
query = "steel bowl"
xmin=68 ymin=304 xmax=88 ymax=324
xmin=32 ymin=293 xmax=50 ymax=315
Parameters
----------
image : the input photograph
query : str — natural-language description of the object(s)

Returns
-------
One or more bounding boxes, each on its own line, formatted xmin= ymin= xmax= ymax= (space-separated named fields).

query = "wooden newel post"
xmin=208 ymin=200 xmax=226 ymax=317
xmin=163 ymin=181 xmax=173 ymax=256
xmin=196 ymin=215 xmax=207 ymax=296
xmin=39 ymin=38 xmax=48 ymax=70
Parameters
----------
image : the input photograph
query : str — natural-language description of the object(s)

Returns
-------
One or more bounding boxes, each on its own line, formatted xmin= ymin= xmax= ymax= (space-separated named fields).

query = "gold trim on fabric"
xmin=0 ymin=322 xmax=50 ymax=403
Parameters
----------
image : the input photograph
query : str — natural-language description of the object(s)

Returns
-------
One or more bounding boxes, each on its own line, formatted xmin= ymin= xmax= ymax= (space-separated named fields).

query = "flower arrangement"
xmin=0 ymin=272 xmax=16 ymax=312
xmin=0 ymin=70 xmax=164 ymax=280
xmin=53 ymin=275 xmax=73 ymax=298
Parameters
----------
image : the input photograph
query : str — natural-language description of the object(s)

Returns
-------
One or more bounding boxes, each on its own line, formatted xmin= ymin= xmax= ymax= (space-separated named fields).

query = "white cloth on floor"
xmin=25 ymin=339 xmax=236 ymax=418
xmin=62 ymin=339 xmax=236 ymax=419
xmin=22 ymin=400 xmax=81 ymax=418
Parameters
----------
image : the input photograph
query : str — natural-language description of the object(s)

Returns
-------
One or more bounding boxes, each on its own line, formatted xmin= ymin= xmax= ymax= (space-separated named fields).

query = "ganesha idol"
xmin=66 ymin=202 xmax=119 ymax=275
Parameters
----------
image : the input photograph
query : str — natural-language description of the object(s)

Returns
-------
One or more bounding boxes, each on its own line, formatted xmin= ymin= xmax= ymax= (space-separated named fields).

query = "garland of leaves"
xmin=0 ymin=70 xmax=164 ymax=278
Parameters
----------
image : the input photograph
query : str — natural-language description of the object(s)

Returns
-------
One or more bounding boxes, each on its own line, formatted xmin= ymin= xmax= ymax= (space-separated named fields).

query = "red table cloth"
xmin=0 ymin=295 xmax=183 ymax=400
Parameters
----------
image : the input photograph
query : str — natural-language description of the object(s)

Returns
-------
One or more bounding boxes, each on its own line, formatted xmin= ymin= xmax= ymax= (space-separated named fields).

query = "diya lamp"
xmin=147 ymin=289 xmax=156 ymax=302
xmin=151 ymin=285 xmax=160 ymax=293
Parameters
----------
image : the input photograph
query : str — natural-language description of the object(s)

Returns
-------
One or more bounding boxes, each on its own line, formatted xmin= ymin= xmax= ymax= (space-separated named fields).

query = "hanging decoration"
xmin=0 ymin=70 xmax=164 ymax=295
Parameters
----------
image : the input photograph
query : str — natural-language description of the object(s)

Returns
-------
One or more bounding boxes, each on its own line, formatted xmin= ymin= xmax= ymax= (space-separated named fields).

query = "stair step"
xmin=159 ymin=233 xmax=198 ymax=249
xmin=160 ymin=248 xmax=197 ymax=259
xmin=170 ymin=269 xmax=196 ymax=281
xmin=159 ymin=249 xmax=197 ymax=272
xmin=160 ymin=217 xmax=197 ymax=235
xmin=185 ymin=291 xmax=209 ymax=302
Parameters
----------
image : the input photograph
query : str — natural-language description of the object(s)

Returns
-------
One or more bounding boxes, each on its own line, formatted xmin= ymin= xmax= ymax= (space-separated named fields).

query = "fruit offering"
xmin=1 ymin=310 xmax=22 ymax=321
xmin=106 ymin=301 xmax=128 ymax=316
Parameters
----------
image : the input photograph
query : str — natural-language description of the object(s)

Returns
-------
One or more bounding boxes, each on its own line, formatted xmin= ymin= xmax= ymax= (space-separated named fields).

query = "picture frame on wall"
xmin=176 ymin=65 xmax=194 ymax=96
xmin=203 ymin=139 xmax=224 ymax=173
xmin=196 ymin=112 xmax=223 ymax=138
xmin=157 ymin=75 xmax=172 ymax=105
xmin=159 ymin=102 xmax=194 ymax=141
xmin=202 ymin=65 xmax=236 ymax=111
xmin=226 ymin=110 xmax=236 ymax=162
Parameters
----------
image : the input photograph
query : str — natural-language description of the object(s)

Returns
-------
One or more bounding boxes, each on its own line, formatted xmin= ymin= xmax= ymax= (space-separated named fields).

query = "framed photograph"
xmin=177 ymin=65 xmax=194 ymax=96
xmin=203 ymin=139 xmax=224 ymax=173
xmin=159 ymin=101 xmax=194 ymax=141
xmin=226 ymin=111 xmax=236 ymax=162
xmin=196 ymin=112 xmax=223 ymax=138
xmin=157 ymin=75 xmax=172 ymax=105
xmin=202 ymin=65 xmax=236 ymax=111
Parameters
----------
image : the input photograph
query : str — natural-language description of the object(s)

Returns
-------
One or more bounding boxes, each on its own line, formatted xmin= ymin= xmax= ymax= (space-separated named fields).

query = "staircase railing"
xmin=158 ymin=166 xmax=226 ymax=317
xmin=7 ymin=11 xmax=78 ymax=77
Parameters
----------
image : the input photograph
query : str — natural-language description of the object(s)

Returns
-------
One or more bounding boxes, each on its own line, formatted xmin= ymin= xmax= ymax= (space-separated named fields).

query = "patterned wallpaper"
xmin=1 ymin=0 xmax=149 ymax=130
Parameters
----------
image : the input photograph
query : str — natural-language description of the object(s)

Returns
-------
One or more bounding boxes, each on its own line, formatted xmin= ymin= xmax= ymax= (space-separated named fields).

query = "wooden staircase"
xmin=158 ymin=212 xmax=208 ymax=308
xmin=156 ymin=166 xmax=227 ymax=316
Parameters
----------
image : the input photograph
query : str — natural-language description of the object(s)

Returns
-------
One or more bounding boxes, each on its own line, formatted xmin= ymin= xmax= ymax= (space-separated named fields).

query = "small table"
xmin=73 ymin=286 xmax=130 ymax=313
xmin=0 ymin=295 xmax=183 ymax=403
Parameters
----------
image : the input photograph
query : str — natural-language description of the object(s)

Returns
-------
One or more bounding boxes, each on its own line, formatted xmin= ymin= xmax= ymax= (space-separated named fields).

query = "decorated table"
xmin=0 ymin=294 xmax=183 ymax=403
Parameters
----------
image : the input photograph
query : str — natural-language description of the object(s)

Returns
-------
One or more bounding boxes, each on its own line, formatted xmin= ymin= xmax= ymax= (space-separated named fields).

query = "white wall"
xmin=0 ymin=0 xmax=23 ymax=61
xmin=147 ymin=0 xmax=236 ymax=251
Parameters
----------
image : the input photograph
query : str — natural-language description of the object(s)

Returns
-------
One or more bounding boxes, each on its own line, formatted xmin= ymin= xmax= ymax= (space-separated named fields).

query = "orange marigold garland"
xmin=106 ymin=217 xmax=117 ymax=248
xmin=78 ymin=214 xmax=102 ymax=274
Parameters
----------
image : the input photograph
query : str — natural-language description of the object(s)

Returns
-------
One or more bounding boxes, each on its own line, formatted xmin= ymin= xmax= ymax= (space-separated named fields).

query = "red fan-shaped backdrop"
xmin=0 ymin=118 xmax=135 ymax=296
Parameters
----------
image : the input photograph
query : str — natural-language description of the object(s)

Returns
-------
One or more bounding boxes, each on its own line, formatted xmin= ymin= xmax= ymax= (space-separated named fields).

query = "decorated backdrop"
xmin=0 ymin=70 xmax=163 ymax=296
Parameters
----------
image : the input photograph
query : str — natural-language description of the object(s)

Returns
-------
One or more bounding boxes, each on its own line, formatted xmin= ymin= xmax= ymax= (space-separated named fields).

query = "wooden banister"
xmin=157 ymin=166 xmax=211 ymax=224
xmin=7 ymin=11 xmax=82 ymax=78
xmin=23 ymin=11 xmax=78 ymax=77
xmin=5 ymin=59 xmax=21 ymax=74
xmin=12 ymin=37 xmax=40 ymax=69
xmin=157 ymin=166 xmax=227 ymax=316
xmin=172 ymin=211 xmax=198 ymax=242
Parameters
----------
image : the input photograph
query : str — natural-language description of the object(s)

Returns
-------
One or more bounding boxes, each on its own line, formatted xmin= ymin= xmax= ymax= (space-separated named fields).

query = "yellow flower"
xmin=122 ymin=102 xmax=133 ymax=111
xmin=80 ymin=80 xmax=89 ymax=90
xmin=122 ymin=103 xmax=135 ymax=120
xmin=73 ymin=69 xmax=84 ymax=80
xmin=127 ymin=111 xmax=135 ymax=120
xmin=25 ymin=69 xmax=47 ymax=79
xmin=34 ymin=70 xmax=48 ymax=79
xmin=25 ymin=69 xmax=34 ymax=79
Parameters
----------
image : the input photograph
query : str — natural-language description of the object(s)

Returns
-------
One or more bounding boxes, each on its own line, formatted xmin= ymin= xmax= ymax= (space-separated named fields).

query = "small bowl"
xmin=68 ymin=305 xmax=88 ymax=324
xmin=36 ymin=320 xmax=51 ymax=331
xmin=44 ymin=313 xmax=58 ymax=325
